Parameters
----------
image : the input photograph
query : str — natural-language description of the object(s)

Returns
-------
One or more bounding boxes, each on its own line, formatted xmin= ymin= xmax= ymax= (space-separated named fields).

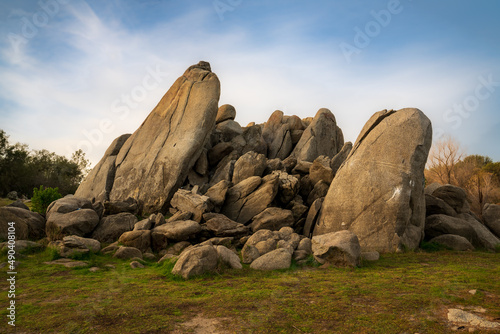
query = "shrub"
xmin=31 ymin=186 xmax=62 ymax=214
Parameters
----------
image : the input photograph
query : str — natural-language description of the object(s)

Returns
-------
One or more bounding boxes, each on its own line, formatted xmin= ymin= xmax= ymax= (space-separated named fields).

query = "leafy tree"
xmin=484 ymin=162 xmax=500 ymax=181
xmin=0 ymin=129 xmax=90 ymax=197
xmin=31 ymin=186 xmax=62 ymax=214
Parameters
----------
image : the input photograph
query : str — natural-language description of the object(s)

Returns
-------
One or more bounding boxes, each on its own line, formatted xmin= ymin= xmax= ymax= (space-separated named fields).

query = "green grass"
xmin=0 ymin=197 xmax=14 ymax=207
xmin=0 ymin=197 xmax=33 ymax=210
xmin=0 ymin=249 xmax=499 ymax=333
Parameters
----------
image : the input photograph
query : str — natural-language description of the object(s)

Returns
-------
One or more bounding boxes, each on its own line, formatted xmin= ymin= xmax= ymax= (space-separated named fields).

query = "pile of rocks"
xmin=424 ymin=184 xmax=500 ymax=251
xmin=1 ymin=61 xmax=499 ymax=279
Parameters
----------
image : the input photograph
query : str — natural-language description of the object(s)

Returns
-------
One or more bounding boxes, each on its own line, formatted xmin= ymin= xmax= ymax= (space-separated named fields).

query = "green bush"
xmin=31 ymin=186 xmax=62 ymax=214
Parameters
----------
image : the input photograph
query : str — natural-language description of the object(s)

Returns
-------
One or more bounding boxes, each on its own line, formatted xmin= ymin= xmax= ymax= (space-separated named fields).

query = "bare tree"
xmin=425 ymin=134 xmax=465 ymax=185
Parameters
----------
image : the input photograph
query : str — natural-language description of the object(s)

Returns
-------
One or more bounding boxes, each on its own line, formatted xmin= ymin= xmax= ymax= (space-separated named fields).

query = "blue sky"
xmin=0 ymin=0 xmax=499 ymax=165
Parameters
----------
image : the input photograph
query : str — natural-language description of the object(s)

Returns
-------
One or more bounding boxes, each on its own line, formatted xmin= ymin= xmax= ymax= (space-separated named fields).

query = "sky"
xmin=0 ymin=0 xmax=499 ymax=166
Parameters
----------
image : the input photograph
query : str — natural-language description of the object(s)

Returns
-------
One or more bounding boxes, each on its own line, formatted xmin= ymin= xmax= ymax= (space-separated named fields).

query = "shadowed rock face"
xmin=76 ymin=61 xmax=220 ymax=214
xmin=313 ymin=108 xmax=432 ymax=253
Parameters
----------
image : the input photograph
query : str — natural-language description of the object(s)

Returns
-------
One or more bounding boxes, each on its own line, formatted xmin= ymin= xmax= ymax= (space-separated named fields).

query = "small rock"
xmin=448 ymin=308 xmax=500 ymax=329
xmin=130 ymin=261 xmax=145 ymax=269
xmin=89 ymin=267 xmax=100 ymax=273
xmin=250 ymin=248 xmax=291 ymax=271
xmin=143 ymin=253 xmax=157 ymax=261
xmin=468 ymin=290 xmax=477 ymax=295
xmin=361 ymin=251 xmax=380 ymax=262
xmin=113 ymin=246 xmax=143 ymax=260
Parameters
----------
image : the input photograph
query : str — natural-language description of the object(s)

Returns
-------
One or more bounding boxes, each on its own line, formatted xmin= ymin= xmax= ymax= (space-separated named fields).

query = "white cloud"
xmin=1 ymin=0 xmax=499 ymax=167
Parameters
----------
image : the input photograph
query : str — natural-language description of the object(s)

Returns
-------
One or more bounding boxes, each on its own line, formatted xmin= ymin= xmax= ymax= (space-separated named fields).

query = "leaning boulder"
xmin=77 ymin=61 xmax=220 ymax=214
xmin=314 ymin=108 xmax=432 ymax=253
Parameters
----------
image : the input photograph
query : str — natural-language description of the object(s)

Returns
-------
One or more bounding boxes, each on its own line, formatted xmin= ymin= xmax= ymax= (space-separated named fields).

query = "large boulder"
xmin=314 ymin=108 xmax=432 ymax=253
xmin=425 ymin=194 xmax=457 ymax=217
xmin=431 ymin=185 xmax=470 ymax=214
xmin=457 ymin=213 xmax=500 ymax=251
xmin=46 ymin=197 xmax=93 ymax=218
xmin=424 ymin=214 xmax=480 ymax=247
xmin=91 ymin=213 xmax=137 ymax=243
xmin=483 ymin=203 xmax=500 ymax=238
xmin=0 ymin=207 xmax=45 ymax=240
xmin=172 ymin=243 xmax=219 ymax=279
xmin=291 ymin=108 xmax=343 ymax=162
xmin=46 ymin=198 xmax=100 ymax=241
xmin=311 ymin=230 xmax=361 ymax=267
xmin=77 ymin=61 xmax=220 ymax=214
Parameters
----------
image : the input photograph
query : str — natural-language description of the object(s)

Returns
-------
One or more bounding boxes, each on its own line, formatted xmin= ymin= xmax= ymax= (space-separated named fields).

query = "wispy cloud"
xmin=0 ymin=0 xmax=499 ymax=165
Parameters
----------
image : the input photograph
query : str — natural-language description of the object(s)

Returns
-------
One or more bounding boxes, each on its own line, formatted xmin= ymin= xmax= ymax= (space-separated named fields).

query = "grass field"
xmin=1 ymin=247 xmax=499 ymax=334
xmin=0 ymin=198 xmax=14 ymax=207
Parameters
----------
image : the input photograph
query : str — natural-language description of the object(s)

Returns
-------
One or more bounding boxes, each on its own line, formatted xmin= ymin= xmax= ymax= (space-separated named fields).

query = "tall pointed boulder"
xmin=313 ymin=108 xmax=432 ymax=253
xmin=76 ymin=61 xmax=220 ymax=214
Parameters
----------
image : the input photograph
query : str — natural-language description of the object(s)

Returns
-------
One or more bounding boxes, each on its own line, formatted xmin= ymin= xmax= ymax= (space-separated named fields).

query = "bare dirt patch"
xmin=172 ymin=314 xmax=231 ymax=334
